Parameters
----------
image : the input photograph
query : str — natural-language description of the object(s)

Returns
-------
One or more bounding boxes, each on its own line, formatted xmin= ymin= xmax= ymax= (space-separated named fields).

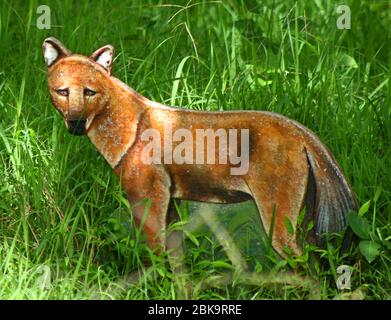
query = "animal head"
xmin=42 ymin=37 xmax=114 ymax=135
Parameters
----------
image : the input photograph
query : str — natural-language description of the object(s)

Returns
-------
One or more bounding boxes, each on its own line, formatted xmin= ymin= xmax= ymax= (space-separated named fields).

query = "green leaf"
xmin=358 ymin=200 xmax=371 ymax=216
xmin=211 ymin=261 xmax=234 ymax=270
xmin=381 ymin=240 xmax=391 ymax=250
xmin=89 ymin=171 xmax=108 ymax=188
xmin=157 ymin=267 xmax=167 ymax=278
xmin=297 ymin=208 xmax=306 ymax=227
xmin=348 ymin=213 xmax=371 ymax=239
xmin=184 ymin=231 xmax=199 ymax=247
xmin=338 ymin=53 xmax=358 ymax=68
xmin=256 ymin=78 xmax=272 ymax=87
xmin=374 ymin=188 xmax=381 ymax=203
xmin=359 ymin=240 xmax=381 ymax=263
xmin=285 ymin=217 xmax=295 ymax=236
xmin=170 ymin=56 xmax=192 ymax=106
xmin=307 ymin=221 xmax=314 ymax=232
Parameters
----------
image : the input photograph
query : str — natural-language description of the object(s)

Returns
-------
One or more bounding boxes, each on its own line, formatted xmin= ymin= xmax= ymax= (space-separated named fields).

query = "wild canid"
xmin=42 ymin=37 xmax=357 ymax=258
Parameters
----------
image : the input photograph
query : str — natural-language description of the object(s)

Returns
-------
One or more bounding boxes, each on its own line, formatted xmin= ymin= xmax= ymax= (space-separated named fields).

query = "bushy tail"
xmin=304 ymin=137 xmax=358 ymax=247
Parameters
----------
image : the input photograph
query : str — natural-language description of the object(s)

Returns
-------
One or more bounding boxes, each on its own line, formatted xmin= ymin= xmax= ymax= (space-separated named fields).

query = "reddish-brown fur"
xmin=43 ymin=38 xmax=357 ymax=258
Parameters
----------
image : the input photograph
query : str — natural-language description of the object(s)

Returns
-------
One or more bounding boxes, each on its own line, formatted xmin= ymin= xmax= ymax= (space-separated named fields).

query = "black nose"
xmin=67 ymin=119 xmax=86 ymax=135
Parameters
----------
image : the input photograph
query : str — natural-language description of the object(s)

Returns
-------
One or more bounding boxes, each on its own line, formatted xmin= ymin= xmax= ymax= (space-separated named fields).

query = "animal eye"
xmin=56 ymin=88 xmax=69 ymax=96
xmin=84 ymin=88 xmax=96 ymax=96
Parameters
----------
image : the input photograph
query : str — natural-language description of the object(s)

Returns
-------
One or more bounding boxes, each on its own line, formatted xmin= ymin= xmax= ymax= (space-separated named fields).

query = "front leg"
xmin=166 ymin=200 xmax=186 ymax=268
xmin=119 ymin=164 xmax=172 ymax=251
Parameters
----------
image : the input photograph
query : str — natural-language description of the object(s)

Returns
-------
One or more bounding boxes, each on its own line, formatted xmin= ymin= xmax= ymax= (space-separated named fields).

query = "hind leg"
xmin=246 ymin=147 xmax=309 ymax=257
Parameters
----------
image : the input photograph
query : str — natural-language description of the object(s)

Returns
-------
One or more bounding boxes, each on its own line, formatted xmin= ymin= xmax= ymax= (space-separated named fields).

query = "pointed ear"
xmin=90 ymin=45 xmax=114 ymax=74
xmin=42 ymin=37 xmax=71 ymax=67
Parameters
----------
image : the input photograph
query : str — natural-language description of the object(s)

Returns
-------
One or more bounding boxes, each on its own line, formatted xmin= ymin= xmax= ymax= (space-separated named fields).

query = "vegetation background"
xmin=0 ymin=0 xmax=390 ymax=299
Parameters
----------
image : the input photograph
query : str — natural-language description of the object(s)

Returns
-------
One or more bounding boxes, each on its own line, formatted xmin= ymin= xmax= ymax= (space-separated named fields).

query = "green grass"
xmin=0 ymin=0 xmax=390 ymax=299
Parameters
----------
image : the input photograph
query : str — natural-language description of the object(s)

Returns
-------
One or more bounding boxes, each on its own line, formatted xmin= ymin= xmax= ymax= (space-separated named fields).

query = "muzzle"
xmin=67 ymin=118 xmax=87 ymax=136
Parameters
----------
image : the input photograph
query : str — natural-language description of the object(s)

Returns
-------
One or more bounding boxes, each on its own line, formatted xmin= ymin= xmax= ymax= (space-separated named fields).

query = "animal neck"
xmin=87 ymin=77 xmax=145 ymax=168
